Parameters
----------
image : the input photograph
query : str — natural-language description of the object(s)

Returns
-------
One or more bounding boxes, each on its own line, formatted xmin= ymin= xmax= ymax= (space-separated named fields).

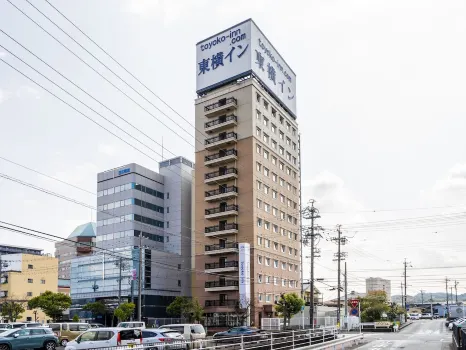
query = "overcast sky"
xmin=1 ymin=0 xmax=466 ymax=300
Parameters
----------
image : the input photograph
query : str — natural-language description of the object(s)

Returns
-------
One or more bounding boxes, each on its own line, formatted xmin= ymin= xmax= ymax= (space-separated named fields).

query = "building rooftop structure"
xmin=67 ymin=222 xmax=96 ymax=239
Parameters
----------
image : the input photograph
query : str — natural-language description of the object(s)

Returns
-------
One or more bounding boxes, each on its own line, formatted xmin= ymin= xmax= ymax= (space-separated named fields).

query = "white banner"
xmin=196 ymin=19 xmax=297 ymax=117
xmin=238 ymin=243 xmax=251 ymax=308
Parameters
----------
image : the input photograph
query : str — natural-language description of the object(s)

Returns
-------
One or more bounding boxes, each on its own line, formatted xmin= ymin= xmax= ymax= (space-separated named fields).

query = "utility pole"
xmin=332 ymin=225 xmax=347 ymax=327
xmin=455 ymin=281 xmax=459 ymax=304
xmin=420 ymin=290 xmax=425 ymax=305
xmin=302 ymin=200 xmax=321 ymax=328
xmin=401 ymin=282 xmax=404 ymax=310
xmin=403 ymin=259 xmax=411 ymax=311
xmin=138 ymin=233 xmax=143 ymax=322
xmin=451 ymin=287 xmax=454 ymax=305
xmin=117 ymin=257 xmax=123 ymax=306
xmin=299 ymin=134 xmax=303 ymax=301
xmin=445 ymin=277 xmax=450 ymax=318
xmin=430 ymin=293 xmax=433 ymax=315
xmin=344 ymin=262 xmax=348 ymax=330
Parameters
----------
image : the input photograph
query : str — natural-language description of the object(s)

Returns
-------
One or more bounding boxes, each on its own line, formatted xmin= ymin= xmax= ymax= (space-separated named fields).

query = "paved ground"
xmin=352 ymin=319 xmax=454 ymax=349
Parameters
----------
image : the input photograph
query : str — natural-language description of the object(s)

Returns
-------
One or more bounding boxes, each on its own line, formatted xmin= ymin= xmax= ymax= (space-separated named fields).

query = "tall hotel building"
xmin=194 ymin=19 xmax=301 ymax=327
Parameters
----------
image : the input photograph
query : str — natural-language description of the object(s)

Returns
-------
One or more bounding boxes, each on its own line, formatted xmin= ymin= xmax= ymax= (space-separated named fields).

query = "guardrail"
xmin=85 ymin=327 xmax=344 ymax=350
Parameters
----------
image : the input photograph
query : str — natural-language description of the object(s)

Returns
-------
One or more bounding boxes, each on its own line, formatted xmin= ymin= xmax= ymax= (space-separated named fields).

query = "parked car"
xmin=420 ymin=313 xmax=432 ymax=319
xmin=160 ymin=324 xmax=206 ymax=343
xmin=0 ymin=327 xmax=58 ymax=350
xmin=64 ymin=328 xmax=143 ymax=350
xmin=89 ymin=323 xmax=104 ymax=329
xmin=213 ymin=327 xmax=268 ymax=343
xmin=117 ymin=322 xmax=146 ymax=329
xmin=142 ymin=328 xmax=187 ymax=350
xmin=48 ymin=323 xmax=91 ymax=347
xmin=409 ymin=313 xmax=420 ymax=320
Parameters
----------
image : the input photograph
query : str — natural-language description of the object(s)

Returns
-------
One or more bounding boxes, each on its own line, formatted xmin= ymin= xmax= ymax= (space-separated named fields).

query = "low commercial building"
xmin=0 ymin=254 xmax=58 ymax=322
xmin=55 ymin=222 xmax=96 ymax=280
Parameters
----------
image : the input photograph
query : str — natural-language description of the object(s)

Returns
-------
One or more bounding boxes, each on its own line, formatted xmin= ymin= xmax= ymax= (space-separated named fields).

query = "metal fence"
xmin=86 ymin=327 xmax=341 ymax=350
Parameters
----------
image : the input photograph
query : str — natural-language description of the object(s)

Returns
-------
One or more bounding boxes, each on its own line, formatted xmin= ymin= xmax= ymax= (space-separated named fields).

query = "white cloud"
xmin=16 ymin=86 xmax=41 ymax=100
xmin=98 ymin=144 xmax=117 ymax=156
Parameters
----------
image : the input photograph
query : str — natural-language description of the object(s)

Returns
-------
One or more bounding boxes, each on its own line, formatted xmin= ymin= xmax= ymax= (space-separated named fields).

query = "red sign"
xmin=350 ymin=299 xmax=359 ymax=308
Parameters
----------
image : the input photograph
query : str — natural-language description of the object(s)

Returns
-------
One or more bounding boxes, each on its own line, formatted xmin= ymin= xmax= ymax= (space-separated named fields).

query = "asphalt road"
xmin=354 ymin=319 xmax=453 ymax=350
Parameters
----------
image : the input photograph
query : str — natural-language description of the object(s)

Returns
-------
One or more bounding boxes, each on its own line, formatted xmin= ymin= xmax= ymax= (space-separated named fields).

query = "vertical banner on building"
xmin=238 ymin=243 xmax=251 ymax=308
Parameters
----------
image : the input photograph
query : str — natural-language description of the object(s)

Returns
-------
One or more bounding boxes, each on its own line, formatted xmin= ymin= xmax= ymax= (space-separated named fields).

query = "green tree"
xmin=360 ymin=291 xmax=390 ymax=322
xmin=72 ymin=314 xmax=79 ymax=322
xmin=275 ymin=293 xmax=305 ymax=327
xmin=167 ymin=297 xmax=204 ymax=322
xmin=114 ymin=302 xmax=135 ymax=322
xmin=1 ymin=299 xmax=25 ymax=321
xmin=27 ymin=291 xmax=71 ymax=321
xmin=83 ymin=301 xmax=107 ymax=318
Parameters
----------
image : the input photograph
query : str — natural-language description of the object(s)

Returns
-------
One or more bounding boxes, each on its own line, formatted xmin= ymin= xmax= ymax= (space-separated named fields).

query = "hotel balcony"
xmin=204 ymin=149 xmax=238 ymax=167
xmin=205 ymin=204 xmax=239 ymax=220
xmin=204 ymin=168 xmax=238 ymax=184
xmin=205 ymin=280 xmax=239 ymax=292
xmin=205 ymin=261 xmax=239 ymax=273
xmin=204 ymin=97 xmax=237 ymax=117
xmin=204 ymin=223 xmax=238 ymax=237
xmin=205 ymin=299 xmax=238 ymax=308
xmin=205 ymin=115 xmax=237 ymax=133
xmin=205 ymin=242 xmax=239 ymax=256
xmin=204 ymin=132 xmax=237 ymax=151
xmin=205 ymin=186 xmax=238 ymax=202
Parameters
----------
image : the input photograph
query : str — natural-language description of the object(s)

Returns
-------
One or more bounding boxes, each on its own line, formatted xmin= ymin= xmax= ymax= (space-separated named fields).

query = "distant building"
xmin=55 ymin=222 xmax=96 ymax=280
xmin=0 ymin=254 xmax=58 ymax=322
xmin=323 ymin=291 xmax=366 ymax=307
xmin=0 ymin=244 xmax=42 ymax=256
xmin=366 ymin=277 xmax=391 ymax=301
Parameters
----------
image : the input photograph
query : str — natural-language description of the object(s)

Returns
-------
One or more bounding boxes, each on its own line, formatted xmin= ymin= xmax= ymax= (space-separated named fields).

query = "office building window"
xmin=266 ymin=294 xmax=271 ymax=303
xmin=28 ymin=279 xmax=33 ymax=283
xmin=28 ymin=265 xmax=33 ymax=269
xmin=167 ymin=192 xmax=170 ymax=199
xmin=167 ymin=207 xmax=169 ymax=213
xmin=257 ymin=145 xmax=262 ymax=154
xmin=40 ymin=279 xmax=45 ymax=284
xmin=167 ymin=222 xmax=170 ymax=228
xmin=27 ymin=292 xmax=32 ymax=297
xmin=178 ymin=280 xmax=181 ymax=287
xmin=258 ymin=274 xmax=263 ymax=283
xmin=256 ymin=127 xmax=261 ymax=137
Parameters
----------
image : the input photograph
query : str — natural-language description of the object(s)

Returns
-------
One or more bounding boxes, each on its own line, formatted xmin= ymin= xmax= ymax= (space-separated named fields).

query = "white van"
xmin=162 ymin=324 xmax=206 ymax=342
xmin=117 ymin=321 xmax=146 ymax=329
xmin=64 ymin=327 xmax=143 ymax=350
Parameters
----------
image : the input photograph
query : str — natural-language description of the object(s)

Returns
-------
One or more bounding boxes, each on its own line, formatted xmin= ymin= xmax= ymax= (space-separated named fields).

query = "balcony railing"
xmin=205 ymin=280 xmax=239 ymax=288
xmin=205 ymin=186 xmax=238 ymax=198
xmin=204 ymin=97 xmax=237 ymax=112
xmin=205 ymin=242 xmax=239 ymax=252
xmin=205 ymin=223 xmax=238 ymax=234
xmin=205 ymin=299 xmax=238 ymax=307
xmin=205 ymin=168 xmax=237 ymax=180
xmin=205 ymin=205 xmax=238 ymax=216
xmin=205 ymin=115 xmax=237 ymax=129
xmin=205 ymin=132 xmax=237 ymax=146
xmin=205 ymin=149 xmax=237 ymax=162
xmin=205 ymin=261 xmax=239 ymax=270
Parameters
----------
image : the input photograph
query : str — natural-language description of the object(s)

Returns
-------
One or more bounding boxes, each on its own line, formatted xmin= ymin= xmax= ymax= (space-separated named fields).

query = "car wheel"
xmin=60 ymin=339 xmax=68 ymax=347
xmin=44 ymin=341 xmax=56 ymax=350
xmin=0 ymin=344 xmax=9 ymax=350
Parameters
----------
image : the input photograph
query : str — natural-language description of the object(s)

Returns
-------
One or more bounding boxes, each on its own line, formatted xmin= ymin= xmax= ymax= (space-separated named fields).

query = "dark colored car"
xmin=0 ymin=327 xmax=58 ymax=350
xmin=213 ymin=327 xmax=267 ymax=343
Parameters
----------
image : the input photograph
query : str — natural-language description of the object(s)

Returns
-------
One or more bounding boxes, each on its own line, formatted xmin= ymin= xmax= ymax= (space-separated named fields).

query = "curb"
xmin=398 ymin=321 xmax=413 ymax=331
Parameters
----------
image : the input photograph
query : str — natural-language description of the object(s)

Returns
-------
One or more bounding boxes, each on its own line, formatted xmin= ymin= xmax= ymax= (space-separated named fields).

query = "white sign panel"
xmin=238 ymin=243 xmax=251 ymax=308
xmin=196 ymin=19 xmax=297 ymax=117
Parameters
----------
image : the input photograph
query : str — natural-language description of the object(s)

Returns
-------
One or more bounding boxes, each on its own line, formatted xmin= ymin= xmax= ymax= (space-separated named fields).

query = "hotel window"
xmin=264 ymin=203 xmax=270 ymax=212
xmin=264 ymin=221 xmax=270 ymax=230
xmin=289 ymin=247 xmax=293 ymax=255
xmin=272 ymin=140 xmax=277 ymax=150
xmin=280 ymin=178 xmax=285 ymax=187
xmin=280 ymin=194 xmax=285 ymax=203
xmin=263 ymin=133 xmax=269 ymax=143
xmin=279 ymin=115 xmax=284 ymax=124
xmin=266 ymin=275 xmax=271 ymax=284
xmin=281 ymin=211 xmax=286 ymax=220
xmin=281 ymin=245 xmax=286 ymax=253
xmin=256 ymin=127 xmax=261 ymax=137
xmin=274 ymin=260 xmax=279 ymax=268
xmin=279 ymin=146 xmax=284 ymax=155
xmin=286 ymin=167 xmax=291 ymax=175
xmin=287 ymin=182 xmax=292 ymax=191
xmin=259 ymin=293 xmax=263 ymax=302
xmin=264 ymin=150 xmax=269 ymax=160
xmin=273 ymin=241 xmax=278 ymax=250
xmin=286 ymin=137 xmax=291 ymax=146
xmin=257 ymin=181 xmax=262 ymax=190
xmin=264 ymin=185 xmax=269 ymax=195
xmin=272 ymin=108 xmax=277 ymax=117
xmin=279 ymin=162 xmax=284 ymax=171
xmin=292 ymin=127 xmax=296 ymax=136
xmin=27 ymin=292 xmax=33 ymax=297
xmin=273 ymin=224 xmax=278 ymax=233
xmin=256 ymin=93 xmax=261 ymax=102
xmin=264 ymin=167 xmax=269 ymax=177
xmin=279 ymin=130 xmax=284 ymax=140
xmin=256 ymin=110 xmax=261 ymax=120
xmin=272 ymin=173 xmax=277 ymax=182
xmin=28 ymin=279 xmax=33 ymax=283
xmin=258 ymin=255 xmax=263 ymax=264
xmin=266 ymin=294 xmax=272 ymax=303
xmin=265 ymin=258 xmax=270 ymax=266
xmin=256 ymin=145 xmax=262 ymax=154
xmin=275 ymin=295 xmax=280 ymax=302
xmin=272 ymin=207 xmax=278 ymax=216
xmin=282 ymin=279 xmax=287 ymax=286
xmin=257 ymin=218 xmax=262 ymax=227
xmin=256 ymin=162 xmax=262 ymax=172
xmin=263 ymin=117 xmax=269 ymax=127
xmin=265 ymin=238 xmax=271 ymax=248
xmin=289 ymin=264 xmax=293 ymax=271
xmin=282 ymin=262 xmax=286 ymax=270
xmin=272 ymin=190 xmax=277 ymax=199
xmin=274 ymin=277 xmax=279 ymax=285
xmin=264 ymin=100 xmax=269 ymax=110
xmin=286 ymin=122 xmax=291 ymax=131
xmin=292 ymin=157 xmax=297 ymax=165
xmin=272 ymin=156 xmax=277 ymax=165
xmin=293 ymin=171 xmax=297 ymax=179
xmin=271 ymin=124 xmax=276 ymax=133
xmin=286 ymin=152 xmax=291 ymax=161
xmin=257 ymin=236 xmax=262 ymax=245
xmin=258 ymin=274 xmax=263 ymax=283
xmin=257 ymin=199 xmax=262 ymax=208
xmin=292 ymin=142 xmax=297 ymax=150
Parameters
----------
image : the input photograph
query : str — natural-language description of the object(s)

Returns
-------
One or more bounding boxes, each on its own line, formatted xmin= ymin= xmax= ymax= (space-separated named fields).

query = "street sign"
xmin=301 ymin=305 xmax=305 ymax=311
xmin=350 ymin=299 xmax=359 ymax=308
xmin=350 ymin=308 xmax=359 ymax=316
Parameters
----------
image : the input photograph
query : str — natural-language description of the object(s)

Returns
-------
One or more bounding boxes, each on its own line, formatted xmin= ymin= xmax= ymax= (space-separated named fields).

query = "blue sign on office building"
xmin=118 ymin=168 xmax=130 ymax=176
